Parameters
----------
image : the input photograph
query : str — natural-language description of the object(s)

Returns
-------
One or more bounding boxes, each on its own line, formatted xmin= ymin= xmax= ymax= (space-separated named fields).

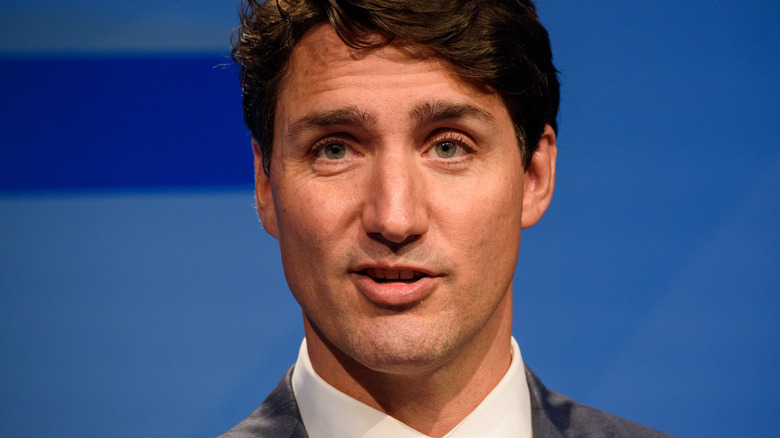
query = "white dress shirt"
xmin=291 ymin=337 xmax=532 ymax=438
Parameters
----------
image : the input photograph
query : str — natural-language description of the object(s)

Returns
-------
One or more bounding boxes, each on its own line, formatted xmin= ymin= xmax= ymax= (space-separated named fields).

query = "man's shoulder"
xmin=218 ymin=367 xmax=308 ymax=438
xmin=525 ymin=366 xmax=675 ymax=438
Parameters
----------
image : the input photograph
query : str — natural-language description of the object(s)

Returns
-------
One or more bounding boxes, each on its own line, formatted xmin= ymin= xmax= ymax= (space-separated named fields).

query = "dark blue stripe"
xmin=1 ymin=56 xmax=253 ymax=191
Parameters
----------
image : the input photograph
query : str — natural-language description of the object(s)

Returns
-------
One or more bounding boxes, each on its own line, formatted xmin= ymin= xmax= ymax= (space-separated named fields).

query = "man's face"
xmin=256 ymin=25 xmax=554 ymax=375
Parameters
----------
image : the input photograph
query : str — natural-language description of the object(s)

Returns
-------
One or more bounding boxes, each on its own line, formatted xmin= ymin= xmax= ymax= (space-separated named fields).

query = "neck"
xmin=303 ymin=291 xmax=514 ymax=437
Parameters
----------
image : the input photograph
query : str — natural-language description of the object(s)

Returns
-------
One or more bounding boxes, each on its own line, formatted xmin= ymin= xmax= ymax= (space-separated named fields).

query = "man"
xmin=221 ymin=0 xmax=673 ymax=437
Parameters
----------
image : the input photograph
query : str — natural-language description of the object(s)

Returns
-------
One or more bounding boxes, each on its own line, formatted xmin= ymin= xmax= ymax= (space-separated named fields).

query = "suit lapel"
xmin=526 ymin=366 xmax=567 ymax=438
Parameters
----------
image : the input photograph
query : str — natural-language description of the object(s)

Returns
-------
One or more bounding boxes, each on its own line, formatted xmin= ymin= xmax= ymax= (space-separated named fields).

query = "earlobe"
xmin=253 ymin=139 xmax=279 ymax=239
xmin=521 ymin=125 xmax=557 ymax=229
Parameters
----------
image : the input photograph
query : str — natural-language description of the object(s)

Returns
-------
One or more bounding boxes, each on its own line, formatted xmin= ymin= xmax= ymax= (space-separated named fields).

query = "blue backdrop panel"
xmin=1 ymin=57 xmax=251 ymax=191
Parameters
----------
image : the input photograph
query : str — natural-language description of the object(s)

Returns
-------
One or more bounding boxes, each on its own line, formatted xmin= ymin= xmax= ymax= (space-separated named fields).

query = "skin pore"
xmin=254 ymin=24 xmax=556 ymax=436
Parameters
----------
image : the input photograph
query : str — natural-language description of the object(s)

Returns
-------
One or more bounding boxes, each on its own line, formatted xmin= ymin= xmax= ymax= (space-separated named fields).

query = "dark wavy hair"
xmin=232 ymin=0 xmax=559 ymax=174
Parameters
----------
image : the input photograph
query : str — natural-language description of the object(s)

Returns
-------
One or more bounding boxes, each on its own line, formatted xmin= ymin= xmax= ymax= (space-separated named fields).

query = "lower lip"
xmin=353 ymin=274 xmax=435 ymax=307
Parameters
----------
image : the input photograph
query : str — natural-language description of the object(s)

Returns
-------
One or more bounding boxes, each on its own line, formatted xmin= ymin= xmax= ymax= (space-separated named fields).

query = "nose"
xmin=361 ymin=153 xmax=429 ymax=245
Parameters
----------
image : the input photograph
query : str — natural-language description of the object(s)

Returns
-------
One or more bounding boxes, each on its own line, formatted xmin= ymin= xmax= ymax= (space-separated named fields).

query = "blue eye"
xmin=435 ymin=141 xmax=458 ymax=158
xmin=323 ymin=143 xmax=347 ymax=160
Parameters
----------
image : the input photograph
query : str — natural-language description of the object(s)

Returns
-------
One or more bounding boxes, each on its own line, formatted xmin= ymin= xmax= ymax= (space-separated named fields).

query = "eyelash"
xmin=311 ymin=135 xmax=356 ymax=159
xmin=427 ymin=131 xmax=474 ymax=158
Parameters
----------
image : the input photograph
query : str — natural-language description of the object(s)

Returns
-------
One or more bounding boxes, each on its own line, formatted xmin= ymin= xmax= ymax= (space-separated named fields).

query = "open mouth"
xmin=359 ymin=268 xmax=428 ymax=284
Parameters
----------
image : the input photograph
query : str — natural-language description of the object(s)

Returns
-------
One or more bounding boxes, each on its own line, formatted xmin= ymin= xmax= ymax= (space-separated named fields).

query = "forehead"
xmin=276 ymin=25 xmax=508 ymax=122
xmin=285 ymin=24 xmax=443 ymax=87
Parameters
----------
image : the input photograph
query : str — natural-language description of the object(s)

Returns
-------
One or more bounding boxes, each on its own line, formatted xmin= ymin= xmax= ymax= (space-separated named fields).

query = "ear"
xmin=253 ymin=139 xmax=279 ymax=238
xmin=521 ymin=125 xmax=557 ymax=229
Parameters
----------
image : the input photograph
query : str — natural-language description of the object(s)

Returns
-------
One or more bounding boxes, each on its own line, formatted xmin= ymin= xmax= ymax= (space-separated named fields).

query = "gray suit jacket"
xmin=219 ymin=366 xmax=673 ymax=437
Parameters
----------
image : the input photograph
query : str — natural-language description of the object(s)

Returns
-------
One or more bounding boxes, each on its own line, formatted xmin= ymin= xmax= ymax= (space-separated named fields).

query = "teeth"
xmin=364 ymin=268 xmax=423 ymax=281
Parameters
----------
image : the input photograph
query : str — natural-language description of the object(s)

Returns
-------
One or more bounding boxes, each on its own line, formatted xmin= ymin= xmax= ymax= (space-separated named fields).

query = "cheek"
xmin=274 ymin=179 xmax=360 ymax=270
xmin=436 ymin=174 xmax=523 ymax=276
xmin=443 ymin=172 xmax=523 ymax=234
xmin=276 ymin=178 xmax=333 ymax=236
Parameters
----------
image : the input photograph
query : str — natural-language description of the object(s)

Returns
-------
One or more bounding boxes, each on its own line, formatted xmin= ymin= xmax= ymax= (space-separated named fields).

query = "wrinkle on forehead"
xmin=289 ymin=24 xmax=444 ymax=81
xmin=282 ymin=25 xmax=496 ymax=110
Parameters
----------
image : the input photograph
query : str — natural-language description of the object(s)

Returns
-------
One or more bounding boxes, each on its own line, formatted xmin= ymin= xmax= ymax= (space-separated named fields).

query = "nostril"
xmin=367 ymin=232 xmax=422 ymax=251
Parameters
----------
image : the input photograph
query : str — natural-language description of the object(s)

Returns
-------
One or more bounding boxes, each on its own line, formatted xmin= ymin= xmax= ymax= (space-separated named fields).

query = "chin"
xmin=343 ymin=321 xmax=463 ymax=375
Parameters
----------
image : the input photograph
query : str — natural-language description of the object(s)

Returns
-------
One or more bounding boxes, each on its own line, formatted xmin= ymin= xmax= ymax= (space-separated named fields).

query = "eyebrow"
xmin=409 ymin=100 xmax=497 ymax=128
xmin=284 ymin=100 xmax=496 ymax=144
xmin=285 ymin=106 xmax=377 ymax=143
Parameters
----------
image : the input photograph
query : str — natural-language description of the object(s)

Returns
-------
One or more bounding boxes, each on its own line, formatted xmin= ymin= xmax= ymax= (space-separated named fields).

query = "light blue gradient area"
xmin=2 ymin=0 xmax=780 ymax=437
xmin=1 ymin=190 xmax=300 ymax=436
xmin=0 ymin=0 xmax=237 ymax=54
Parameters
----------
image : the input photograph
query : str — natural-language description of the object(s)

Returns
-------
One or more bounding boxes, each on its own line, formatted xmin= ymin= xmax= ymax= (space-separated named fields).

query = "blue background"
xmin=2 ymin=1 xmax=779 ymax=436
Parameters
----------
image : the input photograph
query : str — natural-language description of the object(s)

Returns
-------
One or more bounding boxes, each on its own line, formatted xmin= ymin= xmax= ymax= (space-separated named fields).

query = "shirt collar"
xmin=291 ymin=337 xmax=532 ymax=438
